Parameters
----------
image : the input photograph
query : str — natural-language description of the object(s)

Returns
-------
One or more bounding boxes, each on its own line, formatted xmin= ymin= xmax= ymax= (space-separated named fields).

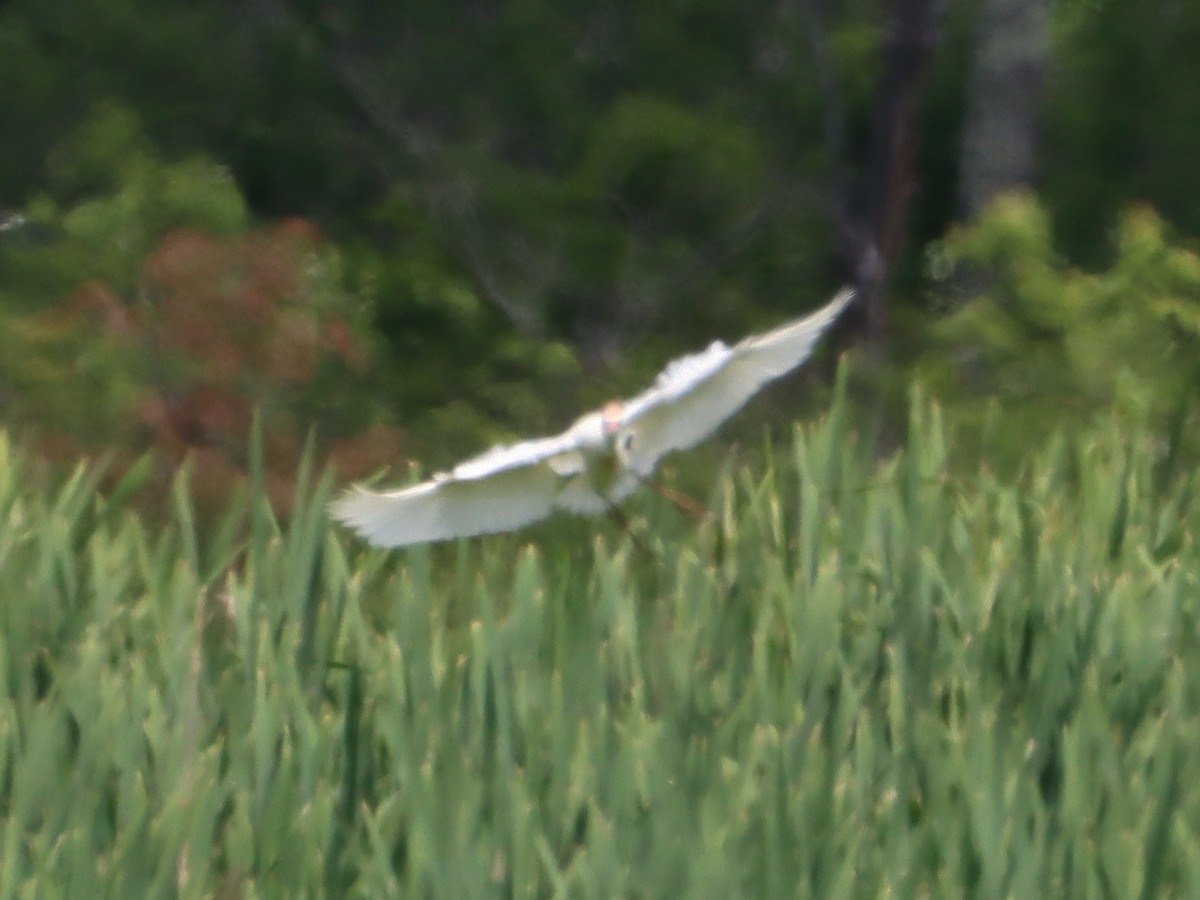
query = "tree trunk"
xmin=957 ymin=0 xmax=1051 ymax=219
xmin=849 ymin=0 xmax=943 ymax=349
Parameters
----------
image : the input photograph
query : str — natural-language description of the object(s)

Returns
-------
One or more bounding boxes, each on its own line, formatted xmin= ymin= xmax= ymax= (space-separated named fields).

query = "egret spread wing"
xmin=619 ymin=288 xmax=853 ymax=472
xmin=330 ymin=431 xmax=585 ymax=547
xmin=333 ymin=287 xmax=853 ymax=547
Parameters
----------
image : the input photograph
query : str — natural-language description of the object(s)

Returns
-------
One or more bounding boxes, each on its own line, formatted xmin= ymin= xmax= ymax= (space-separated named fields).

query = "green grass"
xmin=1 ymin=389 xmax=1199 ymax=897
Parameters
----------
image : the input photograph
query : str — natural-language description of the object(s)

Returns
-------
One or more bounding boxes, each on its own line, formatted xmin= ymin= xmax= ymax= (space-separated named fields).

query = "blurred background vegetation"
xmin=2 ymin=0 xmax=1198 ymax=506
xmin=5 ymin=3 xmax=1200 ymax=892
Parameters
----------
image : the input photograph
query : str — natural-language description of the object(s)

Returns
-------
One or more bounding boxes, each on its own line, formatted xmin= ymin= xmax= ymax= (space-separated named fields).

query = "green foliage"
xmin=0 ymin=104 xmax=384 ymax=514
xmin=344 ymin=190 xmax=585 ymax=459
xmin=2 ymin=389 xmax=1199 ymax=895
xmin=1045 ymin=0 xmax=1200 ymax=259
xmin=3 ymin=0 xmax=1199 ymax=347
xmin=579 ymin=95 xmax=766 ymax=231
xmin=7 ymin=102 xmax=249 ymax=302
xmin=920 ymin=193 xmax=1200 ymax=464
xmin=350 ymin=80 xmax=834 ymax=462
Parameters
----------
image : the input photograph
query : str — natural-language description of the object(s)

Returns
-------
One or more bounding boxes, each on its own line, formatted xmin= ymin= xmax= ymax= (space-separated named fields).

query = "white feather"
xmin=329 ymin=430 xmax=582 ymax=547
xmin=618 ymin=288 xmax=853 ymax=474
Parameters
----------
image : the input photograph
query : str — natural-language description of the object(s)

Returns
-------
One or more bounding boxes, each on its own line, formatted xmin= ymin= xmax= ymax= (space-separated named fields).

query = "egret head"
xmin=601 ymin=401 xmax=624 ymax=437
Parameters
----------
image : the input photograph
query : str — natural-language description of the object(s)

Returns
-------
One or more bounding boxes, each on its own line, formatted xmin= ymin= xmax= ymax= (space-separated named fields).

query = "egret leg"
xmin=627 ymin=472 xmax=707 ymax=522
xmin=644 ymin=480 xmax=708 ymax=521
xmin=605 ymin=502 xmax=653 ymax=558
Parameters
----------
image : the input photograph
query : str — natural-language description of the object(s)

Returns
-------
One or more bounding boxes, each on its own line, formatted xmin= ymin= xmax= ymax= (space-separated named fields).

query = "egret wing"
xmin=619 ymin=288 xmax=853 ymax=472
xmin=330 ymin=430 xmax=585 ymax=547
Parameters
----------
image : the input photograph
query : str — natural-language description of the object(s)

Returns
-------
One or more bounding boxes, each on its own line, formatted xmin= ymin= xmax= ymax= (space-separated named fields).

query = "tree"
xmin=922 ymin=194 xmax=1200 ymax=464
xmin=0 ymin=105 xmax=388 ymax=517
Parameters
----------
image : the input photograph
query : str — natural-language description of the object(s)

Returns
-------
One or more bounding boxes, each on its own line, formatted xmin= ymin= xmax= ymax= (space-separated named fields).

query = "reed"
xmin=0 ymin=388 xmax=1196 ymax=897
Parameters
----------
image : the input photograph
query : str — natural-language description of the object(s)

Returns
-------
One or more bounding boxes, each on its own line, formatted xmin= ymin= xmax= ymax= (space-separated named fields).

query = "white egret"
xmin=332 ymin=287 xmax=853 ymax=547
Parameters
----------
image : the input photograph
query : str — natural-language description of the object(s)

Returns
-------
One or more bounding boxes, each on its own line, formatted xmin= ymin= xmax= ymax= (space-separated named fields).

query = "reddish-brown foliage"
xmin=41 ymin=220 xmax=400 ymax=521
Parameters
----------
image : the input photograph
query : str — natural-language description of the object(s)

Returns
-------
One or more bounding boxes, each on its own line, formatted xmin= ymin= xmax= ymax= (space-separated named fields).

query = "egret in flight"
xmin=332 ymin=287 xmax=853 ymax=547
